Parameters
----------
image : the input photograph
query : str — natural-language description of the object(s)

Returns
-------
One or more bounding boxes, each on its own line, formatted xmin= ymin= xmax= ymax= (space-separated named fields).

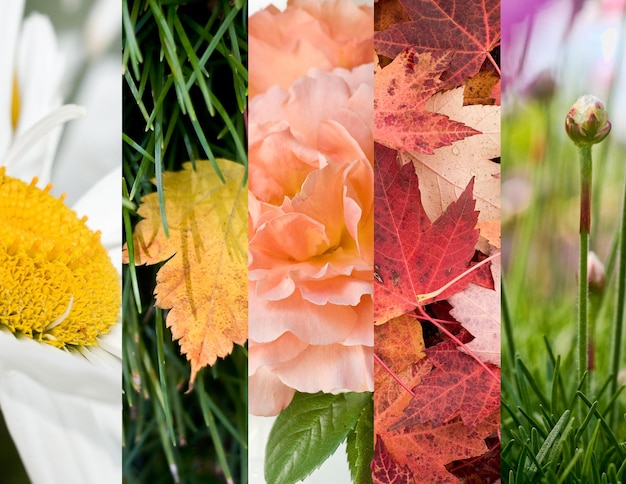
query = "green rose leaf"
xmin=265 ymin=391 xmax=372 ymax=484
xmin=346 ymin=393 xmax=374 ymax=484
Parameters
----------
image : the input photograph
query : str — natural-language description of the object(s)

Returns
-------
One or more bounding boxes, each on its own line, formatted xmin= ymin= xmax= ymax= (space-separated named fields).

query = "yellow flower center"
xmin=0 ymin=167 xmax=120 ymax=348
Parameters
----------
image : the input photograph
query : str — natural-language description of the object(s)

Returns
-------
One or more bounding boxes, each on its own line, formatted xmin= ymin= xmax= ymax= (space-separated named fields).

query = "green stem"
xmin=578 ymin=145 xmax=592 ymax=394
xmin=609 ymin=174 xmax=626 ymax=425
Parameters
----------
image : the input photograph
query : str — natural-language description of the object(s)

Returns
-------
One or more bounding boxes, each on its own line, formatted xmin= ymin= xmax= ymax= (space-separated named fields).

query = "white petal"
xmin=85 ymin=0 xmax=121 ymax=57
xmin=94 ymin=323 xmax=122 ymax=362
xmin=3 ymin=104 xmax=85 ymax=180
xmin=79 ymin=322 xmax=123 ymax=369
xmin=0 ymin=365 xmax=120 ymax=484
xmin=13 ymin=13 xmax=65 ymax=184
xmin=0 ymin=332 xmax=121 ymax=483
xmin=0 ymin=0 xmax=24 ymax=157
xmin=72 ymin=165 xmax=122 ymax=274
xmin=0 ymin=332 xmax=119 ymax=403
xmin=53 ymin=56 xmax=121 ymax=205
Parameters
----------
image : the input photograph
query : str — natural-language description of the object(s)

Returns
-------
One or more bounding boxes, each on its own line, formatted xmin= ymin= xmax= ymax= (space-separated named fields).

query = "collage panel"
xmin=373 ymin=0 xmax=501 ymax=481
xmin=122 ymin=0 xmax=248 ymax=482
xmin=247 ymin=0 xmax=375 ymax=481
xmin=0 ymin=1 xmax=121 ymax=483
xmin=502 ymin=0 xmax=626 ymax=480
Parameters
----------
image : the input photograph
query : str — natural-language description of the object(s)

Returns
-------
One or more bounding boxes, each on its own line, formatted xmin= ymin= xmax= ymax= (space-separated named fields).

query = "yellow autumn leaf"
xmin=123 ymin=159 xmax=247 ymax=386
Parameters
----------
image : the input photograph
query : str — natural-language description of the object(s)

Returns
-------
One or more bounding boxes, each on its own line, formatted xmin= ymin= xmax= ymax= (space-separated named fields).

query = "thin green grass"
xmin=122 ymin=0 xmax=247 ymax=482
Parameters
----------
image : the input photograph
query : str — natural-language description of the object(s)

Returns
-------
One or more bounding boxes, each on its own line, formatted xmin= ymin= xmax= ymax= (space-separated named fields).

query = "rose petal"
xmin=249 ymin=291 xmax=359 ymax=344
xmin=248 ymin=365 xmax=296 ymax=416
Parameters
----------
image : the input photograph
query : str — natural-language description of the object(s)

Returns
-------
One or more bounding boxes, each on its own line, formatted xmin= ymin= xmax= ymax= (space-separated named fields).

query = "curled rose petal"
xmin=249 ymin=0 xmax=373 ymax=98
xmin=250 ymin=157 xmax=373 ymax=300
xmin=249 ymin=153 xmax=373 ymax=415
xmin=248 ymin=364 xmax=297 ymax=416
xmin=248 ymin=0 xmax=373 ymax=417
xmin=249 ymin=65 xmax=374 ymax=205
xmin=249 ymin=333 xmax=374 ymax=417
xmin=249 ymin=290 xmax=373 ymax=346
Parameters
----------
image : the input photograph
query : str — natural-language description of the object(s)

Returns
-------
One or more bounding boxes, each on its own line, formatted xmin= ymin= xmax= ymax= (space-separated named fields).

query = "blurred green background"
xmin=502 ymin=100 xmax=625 ymax=372
xmin=502 ymin=0 xmax=626 ymax=388
xmin=501 ymin=0 xmax=626 ymax=479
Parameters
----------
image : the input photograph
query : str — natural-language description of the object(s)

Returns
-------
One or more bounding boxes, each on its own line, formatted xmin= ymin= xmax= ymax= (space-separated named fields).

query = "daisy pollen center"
xmin=0 ymin=168 xmax=120 ymax=348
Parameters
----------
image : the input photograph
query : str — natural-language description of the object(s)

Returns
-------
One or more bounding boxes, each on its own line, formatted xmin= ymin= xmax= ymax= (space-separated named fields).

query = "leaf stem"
xmin=417 ymin=252 xmax=500 ymax=304
xmin=414 ymin=306 xmax=500 ymax=383
xmin=486 ymin=51 xmax=501 ymax=78
xmin=578 ymin=144 xmax=592 ymax=393
xmin=373 ymin=353 xmax=415 ymax=397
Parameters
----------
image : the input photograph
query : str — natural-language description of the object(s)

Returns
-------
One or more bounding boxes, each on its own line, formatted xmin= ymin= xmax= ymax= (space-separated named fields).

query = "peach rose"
xmin=249 ymin=0 xmax=373 ymax=98
xmin=249 ymin=154 xmax=374 ymax=416
xmin=248 ymin=0 xmax=374 ymax=417
xmin=249 ymin=64 xmax=373 ymax=205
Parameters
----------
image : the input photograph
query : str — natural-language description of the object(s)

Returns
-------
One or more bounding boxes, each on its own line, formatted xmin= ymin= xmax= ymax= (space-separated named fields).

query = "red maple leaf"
xmin=375 ymin=413 xmax=495 ymax=484
xmin=373 ymin=438 xmax=415 ymax=484
xmin=374 ymin=317 xmax=500 ymax=483
xmin=374 ymin=142 xmax=491 ymax=324
xmin=447 ymin=436 xmax=501 ymax=483
xmin=375 ymin=50 xmax=479 ymax=154
xmin=391 ymin=340 xmax=500 ymax=430
xmin=375 ymin=0 xmax=500 ymax=89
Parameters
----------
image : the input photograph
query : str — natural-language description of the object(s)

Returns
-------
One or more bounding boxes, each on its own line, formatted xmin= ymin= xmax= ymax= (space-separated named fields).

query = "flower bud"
xmin=565 ymin=95 xmax=611 ymax=147
xmin=588 ymin=251 xmax=605 ymax=294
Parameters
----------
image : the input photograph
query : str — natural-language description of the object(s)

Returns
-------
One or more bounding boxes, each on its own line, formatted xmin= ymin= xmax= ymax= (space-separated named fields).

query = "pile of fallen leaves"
xmin=373 ymin=0 xmax=501 ymax=481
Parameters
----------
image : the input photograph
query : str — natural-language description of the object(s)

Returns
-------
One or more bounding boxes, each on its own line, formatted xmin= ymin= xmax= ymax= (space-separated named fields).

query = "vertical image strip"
xmin=501 ymin=1 xmax=626 ymax=480
xmin=372 ymin=0 xmax=502 ymax=481
xmin=247 ymin=0 xmax=375 ymax=482
xmin=122 ymin=1 xmax=248 ymax=482
xmin=0 ymin=1 xmax=122 ymax=483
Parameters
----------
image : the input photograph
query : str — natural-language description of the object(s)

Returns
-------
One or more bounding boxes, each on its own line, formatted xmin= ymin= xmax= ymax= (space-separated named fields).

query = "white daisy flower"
xmin=0 ymin=2 xmax=121 ymax=483
xmin=0 ymin=0 xmax=70 ymax=185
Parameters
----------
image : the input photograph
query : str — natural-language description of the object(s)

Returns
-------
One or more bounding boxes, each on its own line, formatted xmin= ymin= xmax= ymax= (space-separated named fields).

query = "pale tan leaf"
xmin=403 ymin=87 xmax=500 ymax=223
xmin=449 ymin=258 xmax=501 ymax=366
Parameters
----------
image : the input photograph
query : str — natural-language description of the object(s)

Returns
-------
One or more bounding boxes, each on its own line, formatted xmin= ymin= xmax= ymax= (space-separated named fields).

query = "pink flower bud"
xmin=588 ymin=251 xmax=605 ymax=294
xmin=565 ymin=95 xmax=611 ymax=147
